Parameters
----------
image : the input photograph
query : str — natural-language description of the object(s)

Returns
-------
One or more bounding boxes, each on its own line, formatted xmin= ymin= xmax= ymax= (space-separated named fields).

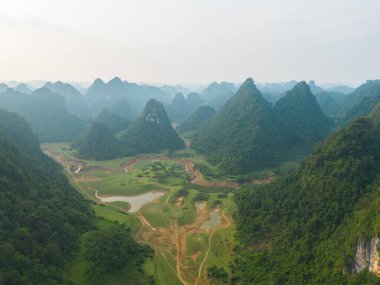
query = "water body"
xmin=96 ymin=191 xmax=164 ymax=213
xmin=201 ymin=211 xmax=220 ymax=231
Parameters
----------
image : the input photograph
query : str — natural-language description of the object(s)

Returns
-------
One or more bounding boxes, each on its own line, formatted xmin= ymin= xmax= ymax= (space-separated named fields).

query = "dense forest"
xmin=119 ymin=99 xmax=185 ymax=154
xmin=0 ymin=109 xmax=153 ymax=284
xmin=193 ymin=79 xmax=300 ymax=173
xmin=95 ymin=108 xmax=131 ymax=134
xmin=165 ymin=92 xmax=204 ymax=123
xmin=0 ymin=109 xmax=93 ymax=284
xmin=0 ymin=88 xmax=86 ymax=142
xmin=274 ymin=81 xmax=333 ymax=147
xmin=78 ymin=121 xmax=122 ymax=160
xmin=233 ymin=115 xmax=380 ymax=284
xmin=176 ymin=105 xmax=215 ymax=134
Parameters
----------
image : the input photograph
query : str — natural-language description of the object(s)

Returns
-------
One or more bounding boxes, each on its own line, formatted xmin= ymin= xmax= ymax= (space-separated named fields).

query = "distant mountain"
xmin=192 ymin=78 xmax=296 ymax=173
xmin=82 ymin=78 xmax=107 ymax=115
xmin=257 ymin=80 xmax=297 ymax=95
xmin=325 ymin=84 xmax=355 ymax=94
xmin=274 ymin=81 xmax=334 ymax=147
xmin=261 ymin=92 xmax=286 ymax=103
xmin=186 ymin=92 xmax=204 ymax=112
xmin=0 ymin=108 xmax=41 ymax=158
xmin=166 ymin=92 xmax=187 ymax=122
xmin=234 ymin=117 xmax=380 ymax=283
xmin=176 ymin=105 xmax=215 ymax=134
xmin=342 ymin=80 xmax=380 ymax=124
xmin=307 ymin=80 xmax=325 ymax=94
xmin=0 ymin=83 xmax=8 ymax=93
xmin=0 ymin=88 xmax=86 ymax=142
xmin=109 ymin=100 xmax=135 ymax=121
xmin=166 ymin=92 xmax=204 ymax=123
xmin=314 ymin=91 xmax=347 ymax=118
xmin=160 ymin=84 xmax=192 ymax=96
xmin=14 ymin=83 xmax=33 ymax=94
xmin=121 ymin=99 xmax=185 ymax=154
xmin=45 ymin=81 xmax=91 ymax=120
xmin=84 ymin=77 xmax=170 ymax=117
xmin=200 ymin=82 xmax=237 ymax=109
xmin=78 ymin=122 xmax=121 ymax=160
xmin=95 ymin=108 xmax=130 ymax=134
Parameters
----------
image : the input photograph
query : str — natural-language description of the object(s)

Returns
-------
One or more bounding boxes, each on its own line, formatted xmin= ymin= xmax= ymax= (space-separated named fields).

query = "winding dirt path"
xmin=195 ymin=205 xmax=232 ymax=285
xmin=43 ymin=148 xmax=238 ymax=285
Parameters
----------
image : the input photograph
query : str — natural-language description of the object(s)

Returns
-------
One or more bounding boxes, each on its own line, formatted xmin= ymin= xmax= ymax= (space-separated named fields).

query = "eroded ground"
xmin=42 ymin=144 xmax=238 ymax=285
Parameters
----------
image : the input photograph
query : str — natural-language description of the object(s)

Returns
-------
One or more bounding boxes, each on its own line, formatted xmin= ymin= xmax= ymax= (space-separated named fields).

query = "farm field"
xmin=42 ymin=143 xmax=239 ymax=285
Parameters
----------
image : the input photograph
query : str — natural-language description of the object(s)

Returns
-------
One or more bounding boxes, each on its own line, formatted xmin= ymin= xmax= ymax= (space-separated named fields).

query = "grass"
xmin=204 ymin=226 xmax=237 ymax=271
xmin=186 ymin=233 xmax=209 ymax=271
xmin=143 ymin=251 xmax=182 ymax=285
xmin=64 ymin=232 xmax=153 ymax=285
xmin=44 ymin=143 xmax=240 ymax=285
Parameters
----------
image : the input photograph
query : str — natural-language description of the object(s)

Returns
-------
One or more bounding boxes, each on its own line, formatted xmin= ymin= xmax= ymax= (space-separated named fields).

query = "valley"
xmin=43 ymin=143 xmax=238 ymax=285
xmin=1 ymin=1 xmax=380 ymax=283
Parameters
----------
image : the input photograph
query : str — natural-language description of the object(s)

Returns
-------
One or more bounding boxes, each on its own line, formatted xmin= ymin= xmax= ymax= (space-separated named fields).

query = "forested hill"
xmin=95 ymin=108 xmax=130 ymax=134
xmin=371 ymin=102 xmax=380 ymax=126
xmin=274 ymin=81 xmax=334 ymax=147
xmin=78 ymin=121 xmax=121 ymax=160
xmin=44 ymin=81 xmax=91 ymax=121
xmin=176 ymin=105 xmax=215 ymax=134
xmin=0 ymin=109 xmax=41 ymax=157
xmin=0 ymin=87 xmax=86 ymax=142
xmin=192 ymin=78 xmax=296 ymax=174
xmin=121 ymin=99 xmax=185 ymax=154
xmin=0 ymin=111 xmax=93 ymax=284
xmin=340 ymin=80 xmax=380 ymax=123
xmin=234 ymin=116 xmax=380 ymax=284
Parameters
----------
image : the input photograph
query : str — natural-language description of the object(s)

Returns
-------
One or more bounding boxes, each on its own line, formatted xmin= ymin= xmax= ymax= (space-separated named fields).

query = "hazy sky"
xmin=0 ymin=0 xmax=379 ymax=85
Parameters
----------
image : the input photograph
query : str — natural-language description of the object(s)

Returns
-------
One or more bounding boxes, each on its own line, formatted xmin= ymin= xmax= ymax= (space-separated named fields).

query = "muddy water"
xmin=96 ymin=191 xmax=164 ymax=212
xmin=201 ymin=211 xmax=220 ymax=231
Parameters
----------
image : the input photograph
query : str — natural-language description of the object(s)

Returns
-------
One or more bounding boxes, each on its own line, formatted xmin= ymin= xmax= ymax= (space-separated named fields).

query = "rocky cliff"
xmin=352 ymin=237 xmax=380 ymax=276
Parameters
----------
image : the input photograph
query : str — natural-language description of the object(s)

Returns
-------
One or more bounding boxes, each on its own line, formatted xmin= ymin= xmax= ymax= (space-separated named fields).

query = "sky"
xmin=0 ymin=0 xmax=379 ymax=85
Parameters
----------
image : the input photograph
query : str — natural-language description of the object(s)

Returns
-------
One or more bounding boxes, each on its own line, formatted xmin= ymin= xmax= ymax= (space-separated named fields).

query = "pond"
xmin=95 ymin=191 xmax=164 ymax=213
xmin=201 ymin=211 xmax=220 ymax=231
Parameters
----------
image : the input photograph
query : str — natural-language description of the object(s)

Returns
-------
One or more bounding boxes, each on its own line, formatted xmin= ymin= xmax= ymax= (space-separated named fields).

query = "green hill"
xmin=0 ymin=114 xmax=93 ymax=284
xmin=314 ymin=91 xmax=347 ymax=118
xmin=109 ymin=99 xmax=135 ymax=121
xmin=0 ymin=108 xmax=41 ymax=157
xmin=234 ymin=117 xmax=380 ymax=284
xmin=0 ymin=88 xmax=86 ymax=142
xmin=274 ymin=81 xmax=334 ymax=147
xmin=45 ymin=81 xmax=91 ymax=120
xmin=121 ymin=99 xmax=185 ymax=154
xmin=176 ymin=105 xmax=215 ymax=134
xmin=200 ymin=81 xmax=237 ymax=109
xmin=95 ymin=108 xmax=130 ymax=134
xmin=79 ymin=122 xmax=121 ymax=160
xmin=192 ymin=78 xmax=296 ymax=173
xmin=166 ymin=92 xmax=204 ymax=123
xmin=84 ymin=77 xmax=170 ymax=117
xmin=370 ymin=102 xmax=380 ymax=127
xmin=166 ymin=92 xmax=187 ymax=122
xmin=341 ymin=80 xmax=380 ymax=123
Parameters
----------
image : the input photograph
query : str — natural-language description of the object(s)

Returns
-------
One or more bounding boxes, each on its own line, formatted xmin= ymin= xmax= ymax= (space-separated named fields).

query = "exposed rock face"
xmin=352 ymin=237 xmax=380 ymax=276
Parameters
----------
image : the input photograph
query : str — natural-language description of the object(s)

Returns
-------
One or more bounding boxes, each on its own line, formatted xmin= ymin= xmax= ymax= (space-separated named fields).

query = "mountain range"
xmin=0 ymin=88 xmax=86 ymax=142
xmin=192 ymin=78 xmax=297 ymax=173
xmin=234 ymin=109 xmax=380 ymax=283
